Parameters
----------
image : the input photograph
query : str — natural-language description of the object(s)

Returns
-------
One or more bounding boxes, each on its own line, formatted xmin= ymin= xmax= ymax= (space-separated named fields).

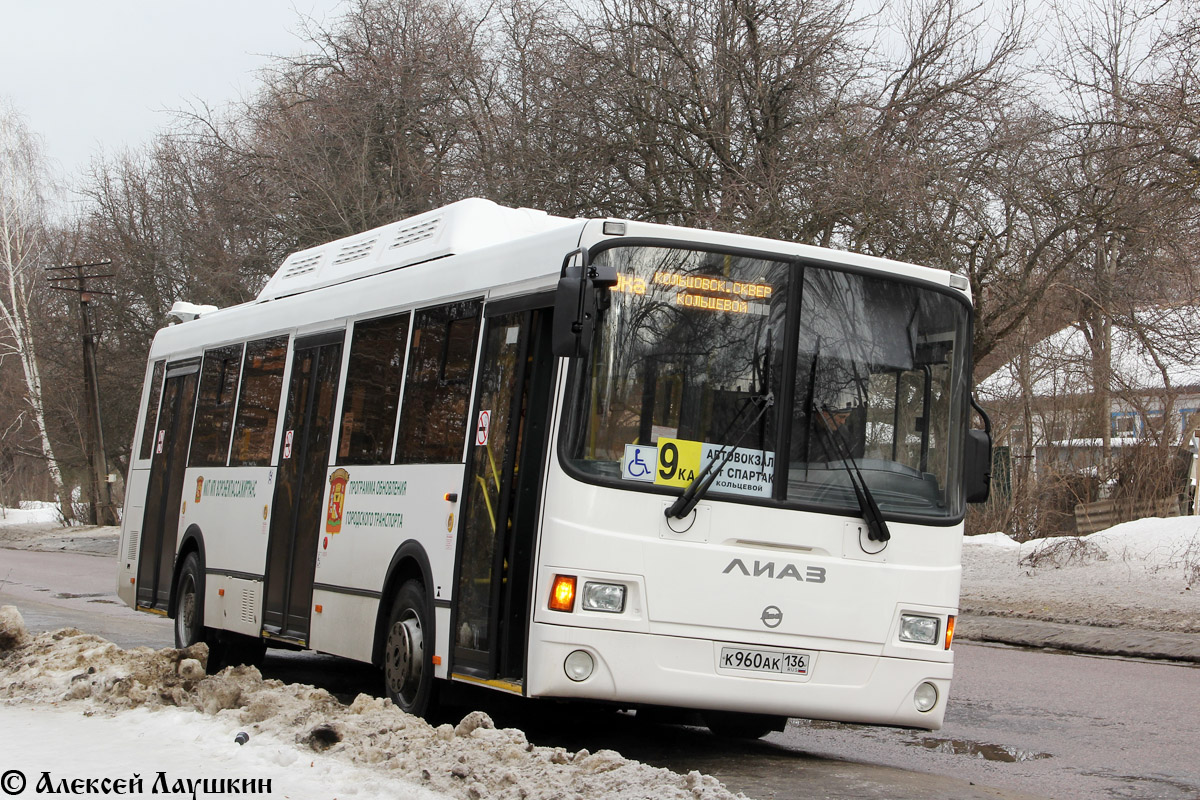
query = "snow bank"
xmin=0 ymin=704 xmax=447 ymax=800
xmin=1034 ymin=516 xmax=1200 ymax=567
xmin=962 ymin=532 xmax=1020 ymax=549
xmin=0 ymin=501 xmax=60 ymax=526
xmin=0 ymin=607 xmax=740 ymax=800
xmin=962 ymin=518 xmax=1200 ymax=632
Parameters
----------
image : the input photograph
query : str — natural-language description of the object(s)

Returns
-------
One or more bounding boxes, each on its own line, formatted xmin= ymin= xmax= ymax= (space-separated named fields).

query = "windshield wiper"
xmin=664 ymin=392 xmax=774 ymax=519
xmin=813 ymin=403 xmax=891 ymax=543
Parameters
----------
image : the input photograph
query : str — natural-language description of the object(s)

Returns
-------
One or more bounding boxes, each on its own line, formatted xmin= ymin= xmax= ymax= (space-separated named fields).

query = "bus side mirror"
xmin=551 ymin=252 xmax=616 ymax=358
xmin=964 ymin=428 xmax=992 ymax=504
xmin=552 ymin=264 xmax=593 ymax=358
xmin=964 ymin=394 xmax=992 ymax=504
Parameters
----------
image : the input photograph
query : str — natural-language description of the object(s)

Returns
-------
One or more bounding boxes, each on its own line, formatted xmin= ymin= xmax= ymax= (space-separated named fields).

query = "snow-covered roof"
xmin=978 ymin=306 xmax=1200 ymax=401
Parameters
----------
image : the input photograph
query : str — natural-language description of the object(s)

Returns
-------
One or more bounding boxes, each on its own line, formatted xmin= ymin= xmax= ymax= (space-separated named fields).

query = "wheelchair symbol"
xmin=622 ymin=444 xmax=657 ymax=482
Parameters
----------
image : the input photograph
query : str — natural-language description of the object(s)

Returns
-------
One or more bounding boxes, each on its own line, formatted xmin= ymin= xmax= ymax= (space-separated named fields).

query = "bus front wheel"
xmin=383 ymin=581 xmax=436 ymax=717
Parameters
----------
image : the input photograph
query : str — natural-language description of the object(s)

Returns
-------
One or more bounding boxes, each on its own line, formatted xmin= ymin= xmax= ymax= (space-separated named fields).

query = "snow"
xmin=0 ymin=705 xmax=445 ymax=800
xmin=0 ymin=501 xmax=60 ymax=526
xmin=961 ymin=531 xmax=1021 ymax=549
xmin=962 ymin=516 xmax=1200 ymax=632
xmin=0 ymin=612 xmax=737 ymax=800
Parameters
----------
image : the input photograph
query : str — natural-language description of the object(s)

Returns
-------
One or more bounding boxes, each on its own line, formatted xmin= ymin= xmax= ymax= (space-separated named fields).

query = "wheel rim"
xmin=176 ymin=573 xmax=196 ymax=646
xmin=385 ymin=610 xmax=424 ymax=709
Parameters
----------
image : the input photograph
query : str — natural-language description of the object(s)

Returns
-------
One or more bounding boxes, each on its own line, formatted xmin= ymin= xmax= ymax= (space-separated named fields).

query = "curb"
xmin=957 ymin=613 xmax=1200 ymax=664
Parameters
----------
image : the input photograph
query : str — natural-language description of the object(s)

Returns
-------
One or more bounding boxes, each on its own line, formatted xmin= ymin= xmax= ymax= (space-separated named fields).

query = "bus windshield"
xmin=563 ymin=245 xmax=972 ymax=522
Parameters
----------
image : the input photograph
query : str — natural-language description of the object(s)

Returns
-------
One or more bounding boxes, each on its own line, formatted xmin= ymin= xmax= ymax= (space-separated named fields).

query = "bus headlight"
xmin=582 ymin=582 xmax=626 ymax=613
xmin=899 ymin=614 xmax=940 ymax=645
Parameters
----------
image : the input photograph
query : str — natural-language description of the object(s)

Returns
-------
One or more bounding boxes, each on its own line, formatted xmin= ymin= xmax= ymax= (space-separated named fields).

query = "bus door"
xmin=262 ymin=332 xmax=343 ymax=644
xmin=137 ymin=360 xmax=200 ymax=611
xmin=452 ymin=299 xmax=556 ymax=683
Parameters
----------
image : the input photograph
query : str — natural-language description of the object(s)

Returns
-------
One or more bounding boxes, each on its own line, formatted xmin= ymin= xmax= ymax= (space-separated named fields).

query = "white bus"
xmin=117 ymin=198 xmax=991 ymax=736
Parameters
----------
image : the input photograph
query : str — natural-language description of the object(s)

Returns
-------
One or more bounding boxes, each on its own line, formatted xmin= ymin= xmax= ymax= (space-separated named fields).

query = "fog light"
xmin=582 ymin=582 xmax=626 ymax=613
xmin=564 ymin=650 xmax=594 ymax=682
xmin=899 ymin=614 xmax=940 ymax=645
xmin=914 ymin=682 xmax=938 ymax=712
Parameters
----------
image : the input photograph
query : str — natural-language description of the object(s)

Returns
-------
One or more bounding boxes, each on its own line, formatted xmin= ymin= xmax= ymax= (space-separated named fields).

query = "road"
xmin=2 ymin=546 xmax=1198 ymax=800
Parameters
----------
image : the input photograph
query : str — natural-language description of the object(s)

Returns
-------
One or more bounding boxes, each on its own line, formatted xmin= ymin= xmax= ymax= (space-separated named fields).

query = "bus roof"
xmin=255 ymin=198 xmax=577 ymax=302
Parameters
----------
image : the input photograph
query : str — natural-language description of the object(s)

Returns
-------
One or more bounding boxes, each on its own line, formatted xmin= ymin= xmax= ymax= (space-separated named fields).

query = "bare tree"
xmin=1050 ymin=0 xmax=1200 ymax=454
xmin=0 ymin=99 xmax=70 ymax=519
xmin=188 ymin=0 xmax=490 ymax=249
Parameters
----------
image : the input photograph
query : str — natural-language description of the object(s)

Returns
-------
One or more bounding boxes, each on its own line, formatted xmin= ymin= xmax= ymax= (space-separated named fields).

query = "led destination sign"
xmin=613 ymin=270 xmax=775 ymax=315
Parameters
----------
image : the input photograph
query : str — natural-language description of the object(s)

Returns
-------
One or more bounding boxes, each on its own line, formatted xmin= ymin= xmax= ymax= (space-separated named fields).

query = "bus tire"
xmin=173 ymin=552 xmax=225 ymax=672
xmin=701 ymin=710 xmax=787 ymax=740
xmin=383 ymin=580 xmax=436 ymax=717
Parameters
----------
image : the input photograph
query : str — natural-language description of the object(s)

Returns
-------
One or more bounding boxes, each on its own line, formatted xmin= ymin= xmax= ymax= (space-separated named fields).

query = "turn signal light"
xmin=945 ymin=615 xmax=956 ymax=650
xmin=549 ymin=575 xmax=577 ymax=612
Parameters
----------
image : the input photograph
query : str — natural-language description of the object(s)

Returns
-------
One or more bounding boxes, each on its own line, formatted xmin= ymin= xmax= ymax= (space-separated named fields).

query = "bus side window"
xmin=137 ymin=360 xmax=166 ymax=461
xmin=338 ymin=313 xmax=410 ymax=465
xmin=394 ymin=299 xmax=482 ymax=464
xmin=189 ymin=344 xmax=244 ymax=467
xmin=230 ymin=336 xmax=289 ymax=466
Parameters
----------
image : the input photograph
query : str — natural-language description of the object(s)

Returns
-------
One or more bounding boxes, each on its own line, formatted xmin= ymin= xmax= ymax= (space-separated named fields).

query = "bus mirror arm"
xmin=965 ymin=395 xmax=993 ymax=504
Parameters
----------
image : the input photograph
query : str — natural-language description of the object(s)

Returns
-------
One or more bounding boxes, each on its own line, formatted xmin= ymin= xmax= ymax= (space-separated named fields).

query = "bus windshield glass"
xmin=563 ymin=245 xmax=972 ymax=521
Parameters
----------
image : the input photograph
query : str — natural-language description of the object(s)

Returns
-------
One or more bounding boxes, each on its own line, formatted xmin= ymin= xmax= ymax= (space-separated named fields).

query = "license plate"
xmin=719 ymin=646 xmax=811 ymax=676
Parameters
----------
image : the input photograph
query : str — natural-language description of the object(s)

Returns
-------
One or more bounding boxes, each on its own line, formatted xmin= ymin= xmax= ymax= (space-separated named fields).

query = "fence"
xmin=1073 ymin=495 xmax=1183 ymax=536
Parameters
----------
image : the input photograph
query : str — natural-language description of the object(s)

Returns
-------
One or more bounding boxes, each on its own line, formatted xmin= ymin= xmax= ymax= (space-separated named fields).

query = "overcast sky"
xmin=0 ymin=0 xmax=345 ymax=184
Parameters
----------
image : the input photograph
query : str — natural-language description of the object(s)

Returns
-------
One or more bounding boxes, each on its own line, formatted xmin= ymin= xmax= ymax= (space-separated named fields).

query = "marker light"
xmin=945 ymin=615 xmax=956 ymax=650
xmin=564 ymin=650 xmax=594 ymax=682
xmin=549 ymin=575 xmax=577 ymax=612
xmin=582 ymin=582 xmax=626 ymax=613
xmin=914 ymin=682 xmax=939 ymax=712
xmin=899 ymin=614 xmax=940 ymax=645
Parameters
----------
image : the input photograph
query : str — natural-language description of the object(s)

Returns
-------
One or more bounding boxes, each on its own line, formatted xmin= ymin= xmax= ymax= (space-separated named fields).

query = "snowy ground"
xmin=2 ymin=503 xmax=1199 ymax=799
xmin=960 ymin=517 xmax=1200 ymax=633
xmin=0 ymin=501 xmax=119 ymax=556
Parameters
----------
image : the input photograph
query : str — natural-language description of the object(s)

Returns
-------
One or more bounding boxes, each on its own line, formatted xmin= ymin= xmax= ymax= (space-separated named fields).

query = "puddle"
xmin=54 ymin=592 xmax=106 ymax=599
xmin=791 ymin=719 xmax=872 ymax=732
xmin=912 ymin=736 xmax=1052 ymax=762
xmin=789 ymin=719 xmax=1052 ymax=763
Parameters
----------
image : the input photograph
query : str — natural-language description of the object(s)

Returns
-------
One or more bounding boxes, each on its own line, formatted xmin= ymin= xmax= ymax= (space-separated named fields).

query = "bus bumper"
xmin=525 ymin=621 xmax=953 ymax=730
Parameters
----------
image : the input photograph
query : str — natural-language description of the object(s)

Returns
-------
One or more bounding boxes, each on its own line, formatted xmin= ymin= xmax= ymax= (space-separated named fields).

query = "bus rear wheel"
xmin=174 ymin=552 xmax=225 ymax=672
xmin=383 ymin=581 xmax=436 ymax=717
xmin=702 ymin=710 xmax=787 ymax=740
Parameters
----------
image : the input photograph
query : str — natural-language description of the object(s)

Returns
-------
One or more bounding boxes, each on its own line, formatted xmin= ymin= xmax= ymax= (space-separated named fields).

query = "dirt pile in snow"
xmin=0 ymin=604 xmax=31 ymax=650
xmin=0 ymin=606 xmax=741 ymax=800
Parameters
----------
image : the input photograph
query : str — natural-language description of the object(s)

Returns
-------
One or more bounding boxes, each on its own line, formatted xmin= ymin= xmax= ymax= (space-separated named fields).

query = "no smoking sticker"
xmin=476 ymin=410 xmax=491 ymax=446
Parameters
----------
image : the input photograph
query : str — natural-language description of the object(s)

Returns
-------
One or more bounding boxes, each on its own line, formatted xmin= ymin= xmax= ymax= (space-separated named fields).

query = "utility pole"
xmin=46 ymin=260 xmax=120 ymax=526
